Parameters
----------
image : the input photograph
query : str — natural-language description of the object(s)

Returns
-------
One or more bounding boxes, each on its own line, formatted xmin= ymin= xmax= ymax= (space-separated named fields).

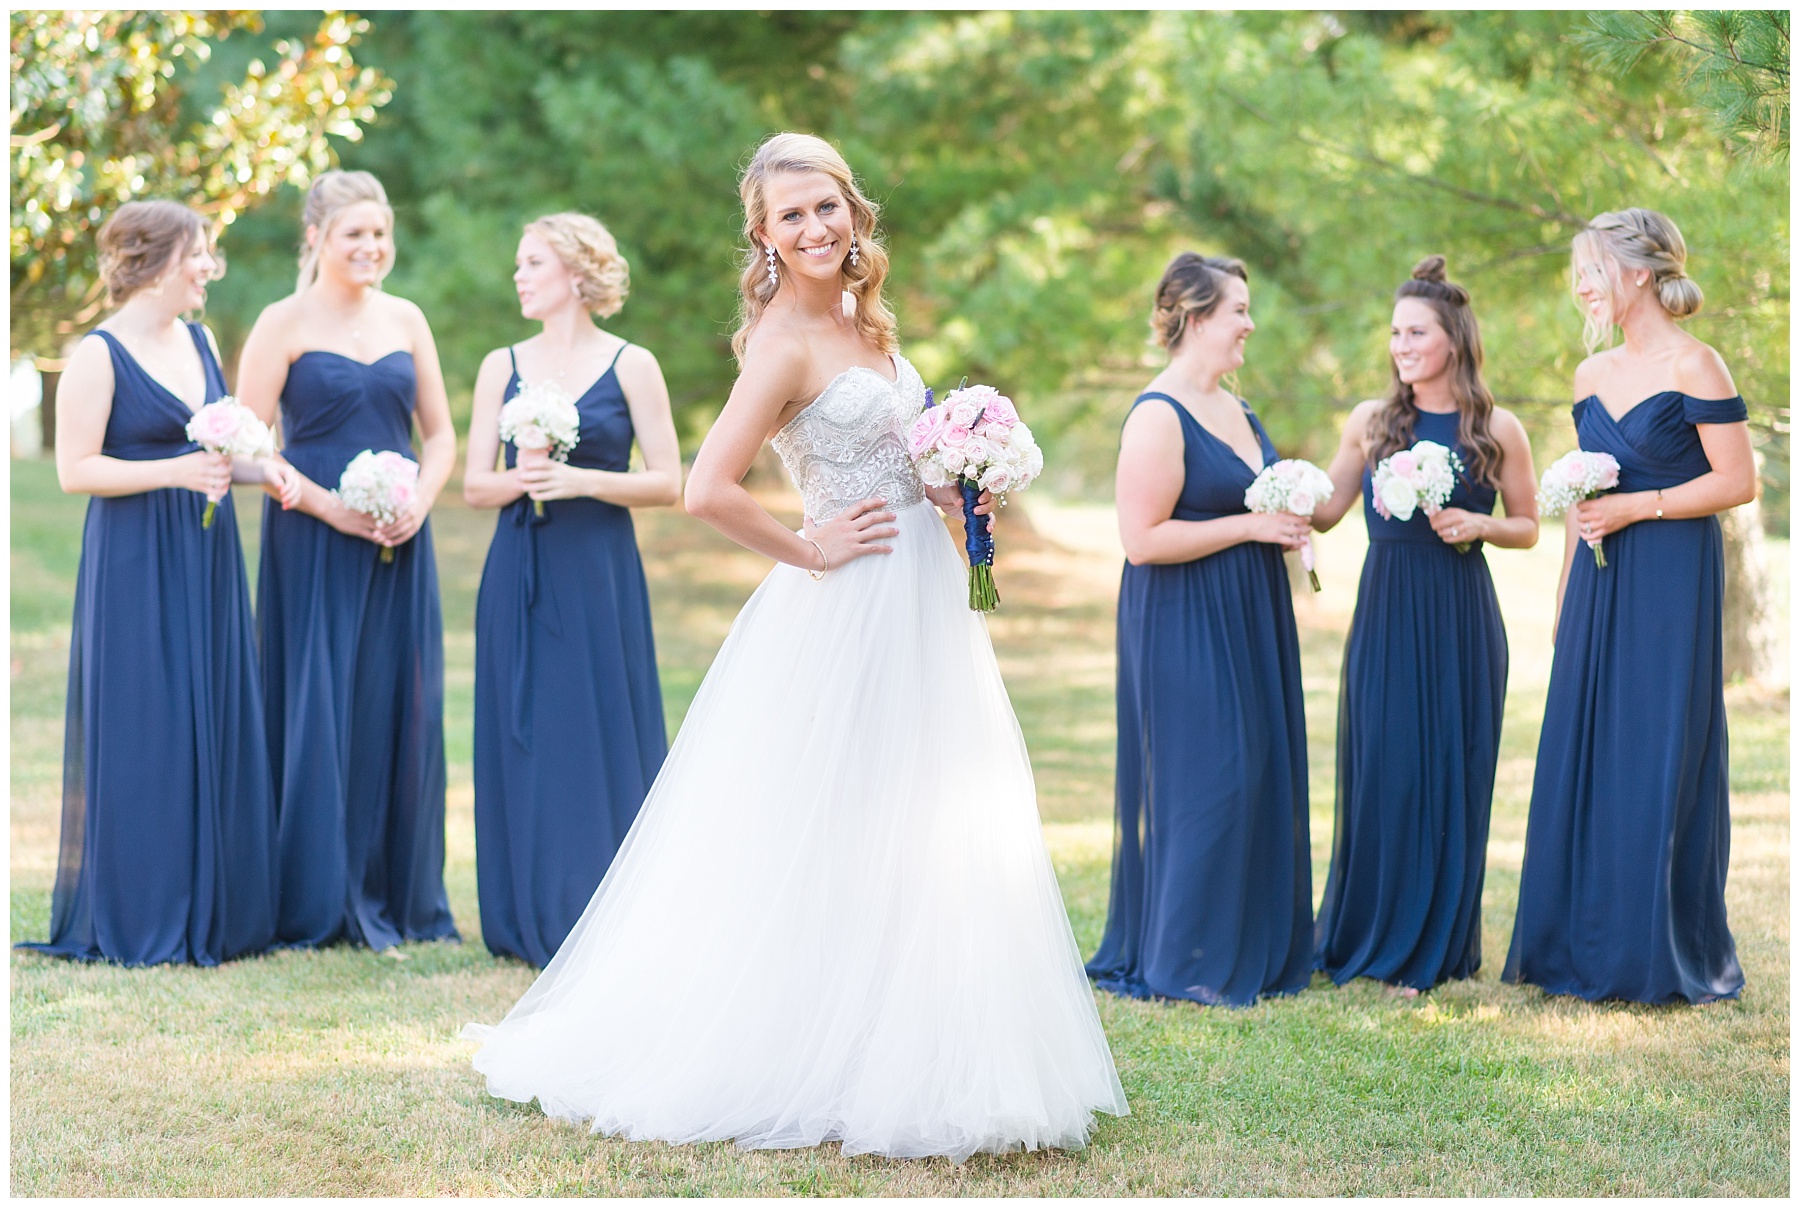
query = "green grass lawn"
xmin=10 ymin=456 xmax=1790 ymax=1195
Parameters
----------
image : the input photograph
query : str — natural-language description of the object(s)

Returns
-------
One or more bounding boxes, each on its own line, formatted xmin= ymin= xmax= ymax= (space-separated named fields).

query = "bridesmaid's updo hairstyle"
xmin=1367 ymin=255 xmax=1505 ymax=488
xmin=1149 ymin=252 xmax=1248 ymax=350
xmin=525 ymin=212 xmax=630 ymax=317
xmin=295 ymin=169 xmax=394 ymax=292
xmin=1572 ymin=207 xmax=1704 ymax=352
xmin=96 ymin=200 xmax=209 ymax=306
xmin=733 ymin=132 xmax=896 ymax=363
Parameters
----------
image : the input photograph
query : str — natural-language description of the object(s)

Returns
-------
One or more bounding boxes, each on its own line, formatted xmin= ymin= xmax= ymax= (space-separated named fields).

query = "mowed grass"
xmin=10 ymin=455 xmax=1790 ymax=1195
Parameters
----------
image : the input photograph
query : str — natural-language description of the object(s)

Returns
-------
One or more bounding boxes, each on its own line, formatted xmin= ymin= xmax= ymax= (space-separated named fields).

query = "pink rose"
xmin=940 ymin=424 xmax=972 ymax=448
xmin=908 ymin=407 xmax=948 ymax=457
xmin=188 ymin=405 xmax=242 ymax=449
xmin=1390 ymin=451 xmax=1417 ymax=477
xmin=976 ymin=391 xmax=1018 ymax=430
xmin=1289 ymin=489 xmax=1316 ymax=515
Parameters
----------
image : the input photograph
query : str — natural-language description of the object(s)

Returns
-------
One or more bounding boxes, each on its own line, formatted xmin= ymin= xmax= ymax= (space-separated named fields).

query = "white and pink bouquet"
xmin=907 ymin=381 xmax=1044 ymax=611
xmin=183 ymin=395 xmax=274 ymax=528
xmin=498 ymin=380 xmax=582 ymax=516
xmin=1537 ymin=449 xmax=1622 ymax=568
xmin=1372 ymin=439 xmax=1469 ymax=552
xmin=1244 ymin=459 xmax=1335 ymax=591
xmin=335 ymin=449 xmax=419 ymax=564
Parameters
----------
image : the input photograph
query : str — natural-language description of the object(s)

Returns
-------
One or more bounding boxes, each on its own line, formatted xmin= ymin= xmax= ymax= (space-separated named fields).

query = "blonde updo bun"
xmin=1149 ymin=251 xmax=1248 ymax=350
xmin=1573 ymin=207 xmax=1704 ymax=350
xmin=96 ymin=200 xmax=208 ymax=306
xmin=524 ymin=212 xmax=630 ymax=317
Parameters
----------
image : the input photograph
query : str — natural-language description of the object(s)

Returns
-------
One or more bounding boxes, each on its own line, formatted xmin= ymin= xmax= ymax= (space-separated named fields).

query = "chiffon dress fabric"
xmin=464 ymin=353 xmax=1127 ymax=1161
xmin=472 ymin=344 xmax=668 ymax=967
xmin=1085 ymin=392 xmax=1314 ymax=1007
xmin=257 ymin=350 xmax=457 ymax=950
xmin=19 ymin=324 xmax=279 ymax=966
xmin=1504 ymin=391 xmax=1746 ymax=1004
xmin=1313 ymin=408 xmax=1506 ymax=991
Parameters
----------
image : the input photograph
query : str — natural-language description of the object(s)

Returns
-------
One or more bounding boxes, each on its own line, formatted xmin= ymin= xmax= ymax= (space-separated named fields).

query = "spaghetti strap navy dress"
xmin=1086 ymin=393 xmax=1313 ymax=1006
xmin=257 ymin=350 xmax=458 ymax=950
xmin=1504 ymin=391 xmax=1746 ymax=1004
xmin=472 ymin=345 xmax=668 ymax=967
xmin=19 ymin=323 xmax=278 ymax=966
xmin=1314 ymin=408 xmax=1506 ymax=990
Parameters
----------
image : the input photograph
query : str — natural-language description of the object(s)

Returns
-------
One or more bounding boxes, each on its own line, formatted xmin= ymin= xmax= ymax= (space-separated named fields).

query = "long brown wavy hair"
xmin=1366 ymin=255 xmax=1503 ymax=488
xmin=731 ymin=132 xmax=896 ymax=364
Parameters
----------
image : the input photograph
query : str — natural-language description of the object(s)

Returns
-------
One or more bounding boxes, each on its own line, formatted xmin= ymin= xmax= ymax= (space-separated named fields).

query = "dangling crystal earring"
xmin=765 ymin=244 xmax=778 ymax=288
xmin=848 ymin=234 xmax=859 ymax=269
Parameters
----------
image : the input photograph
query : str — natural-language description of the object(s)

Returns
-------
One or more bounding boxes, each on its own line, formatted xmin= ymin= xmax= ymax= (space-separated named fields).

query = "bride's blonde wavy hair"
xmin=731 ymin=132 xmax=896 ymax=363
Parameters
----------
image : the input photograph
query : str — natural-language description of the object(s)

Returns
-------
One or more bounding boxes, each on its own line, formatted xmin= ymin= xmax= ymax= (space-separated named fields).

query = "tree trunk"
xmin=1720 ymin=478 xmax=1779 ymax=684
xmin=38 ymin=368 xmax=58 ymax=453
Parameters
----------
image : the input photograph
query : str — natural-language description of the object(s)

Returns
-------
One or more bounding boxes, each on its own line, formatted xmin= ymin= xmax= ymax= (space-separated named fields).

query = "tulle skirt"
xmin=463 ymin=501 xmax=1127 ymax=1161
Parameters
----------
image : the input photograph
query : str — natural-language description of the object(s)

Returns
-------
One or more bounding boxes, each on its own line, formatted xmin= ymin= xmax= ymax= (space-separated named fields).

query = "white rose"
xmin=962 ymin=435 xmax=990 ymax=467
xmin=918 ymin=458 xmax=950 ymax=488
xmin=979 ymin=463 xmax=1014 ymax=494
xmin=949 ymin=397 xmax=984 ymax=428
xmin=1378 ymin=475 xmax=1417 ymax=521
xmin=940 ymin=447 xmax=967 ymax=475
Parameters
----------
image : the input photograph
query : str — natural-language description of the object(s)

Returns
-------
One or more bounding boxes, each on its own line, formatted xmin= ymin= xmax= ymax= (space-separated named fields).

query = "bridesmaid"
xmin=1308 ymin=256 xmax=1539 ymax=993
xmin=22 ymin=201 xmax=299 ymax=965
xmin=1505 ymin=208 xmax=1754 ymax=1003
xmin=463 ymin=213 xmax=680 ymax=966
xmin=1086 ymin=252 xmax=1315 ymax=1006
xmin=236 ymin=170 xmax=460 ymax=953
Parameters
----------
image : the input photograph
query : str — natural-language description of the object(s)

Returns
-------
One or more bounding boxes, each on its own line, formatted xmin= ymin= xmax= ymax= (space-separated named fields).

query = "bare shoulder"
xmin=1489 ymin=404 xmax=1531 ymax=444
xmin=1345 ymin=397 xmax=1385 ymax=436
xmin=1572 ymin=349 xmax=1618 ymax=400
xmin=381 ymin=292 xmax=431 ymax=329
xmin=250 ymin=292 xmax=304 ymax=336
xmin=1673 ymin=337 xmax=1737 ymax=399
xmin=1120 ymin=392 xmax=1183 ymax=443
xmin=615 ymin=340 xmax=662 ymax=376
xmin=62 ymin=329 xmax=116 ymax=379
xmin=475 ymin=346 xmax=513 ymax=379
xmin=738 ymin=322 xmax=812 ymax=398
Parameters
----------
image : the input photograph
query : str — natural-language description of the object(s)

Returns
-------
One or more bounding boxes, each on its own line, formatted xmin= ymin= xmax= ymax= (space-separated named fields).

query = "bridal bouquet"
xmin=1372 ymin=439 xmax=1469 ymax=552
xmin=184 ymin=396 xmax=274 ymax=528
xmin=1537 ymin=449 xmax=1622 ymax=568
xmin=498 ymin=381 xmax=581 ymax=516
xmin=1244 ymin=459 xmax=1334 ymax=591
xmin=335 ymin=449 xmax=419 ymax=564
xmin=907 ymin=381 xmax=1044 ymax=611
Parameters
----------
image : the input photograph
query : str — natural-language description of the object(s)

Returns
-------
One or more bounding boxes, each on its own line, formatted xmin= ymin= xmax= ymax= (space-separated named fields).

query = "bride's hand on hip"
xmin=923 ymin=482 xmax=997 ymax=518
xmin=805 ymin=497 xmax=898 ymax=567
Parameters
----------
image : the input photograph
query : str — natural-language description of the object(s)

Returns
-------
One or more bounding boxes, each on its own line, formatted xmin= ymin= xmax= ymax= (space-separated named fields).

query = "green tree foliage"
xmin=1576 ymin=10 xmax=1789 ymax=163
xmin=9 ymin=9 xmax=392 ymax=358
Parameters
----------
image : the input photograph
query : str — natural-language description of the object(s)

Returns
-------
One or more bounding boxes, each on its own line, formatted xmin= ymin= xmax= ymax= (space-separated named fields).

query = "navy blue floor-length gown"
xmin=1314 ymin=409 xmax=1507 ymax=990
xmin=1504 ymin=391 xmax=1745 ymax=1003
xmin=258 ymin=350 xmax=458 ymax=950
xmin=20 ymin=324 xmax=278 ymax=966
xmin=473 ymin=345 xmax=668 ymax=966
xmin=1086 ymin=393 xmax=1313 ymax=1006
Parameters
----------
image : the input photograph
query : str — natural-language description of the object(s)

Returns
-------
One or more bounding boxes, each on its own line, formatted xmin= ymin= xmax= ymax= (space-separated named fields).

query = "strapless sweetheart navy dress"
xmin=21 ymin=323 xmax=278 ymax=965
xmin=1086 ymin=393 xmax=1313 ymax=1006
xmin=257 ymin=350 xmax=458 ymax=950
xmin=1504 ymin=391 xmax=1746 ymax=1003
xmin=472 ymin=346 xmax=668 ymax=966
xmin=1314 ymin=408 xmax=1507 ymax=990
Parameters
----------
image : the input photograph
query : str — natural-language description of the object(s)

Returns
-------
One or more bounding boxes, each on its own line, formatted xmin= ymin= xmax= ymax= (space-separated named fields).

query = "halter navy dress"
xmin=20 ymin=324 xmax=278 ymax=965
xmin=1504 ymin=391 xmax=1746 ymax=1003
xmin=1087 ymin=393 xmax=1314 ymax=1006
xmin=1314 ymin=409 xmax=1507 ymax=990
xmin=472 ymin=345 xmax=668 ymax=966
xmin=257 ymin=350 xmax=458 ymax=950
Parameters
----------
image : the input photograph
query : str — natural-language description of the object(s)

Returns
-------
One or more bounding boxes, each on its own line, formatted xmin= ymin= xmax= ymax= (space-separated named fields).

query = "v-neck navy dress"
xmin=1504 ymin=391 xmax=1746 ymax=1003
xmin=1086 ymin=392 xmax=1314 ymax=1006
xmin=20 ymin=323 xmax=279 ymax=965
xmin=1314 ymin=408 xmax=1507 ymax=991
xmin=257 ymin=350 xmax=458 ymax=951
xmin=472 ymin=346 xmax=668 ymax=967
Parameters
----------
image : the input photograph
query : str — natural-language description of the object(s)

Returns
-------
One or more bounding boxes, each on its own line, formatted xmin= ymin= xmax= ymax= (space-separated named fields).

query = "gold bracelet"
xmin=1655 ymin=488 xmax=1664 ymax=520
xmin=804 ymin=537 xmax=828 ymax=580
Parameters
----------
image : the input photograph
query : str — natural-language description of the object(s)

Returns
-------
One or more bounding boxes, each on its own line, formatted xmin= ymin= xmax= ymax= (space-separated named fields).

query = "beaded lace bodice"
xmin=772 ymin=354 xmax=927 ymax=523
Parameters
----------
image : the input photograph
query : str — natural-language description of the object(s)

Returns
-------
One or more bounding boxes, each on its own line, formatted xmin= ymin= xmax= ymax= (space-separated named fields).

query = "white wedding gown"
xmin=463 ymin=354 xmax=1127 ymax=1161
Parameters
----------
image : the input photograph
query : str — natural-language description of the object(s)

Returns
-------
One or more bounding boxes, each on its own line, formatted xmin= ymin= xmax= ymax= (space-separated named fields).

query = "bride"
xmin=463 ymin=132 xmax=1127 ymax=1162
